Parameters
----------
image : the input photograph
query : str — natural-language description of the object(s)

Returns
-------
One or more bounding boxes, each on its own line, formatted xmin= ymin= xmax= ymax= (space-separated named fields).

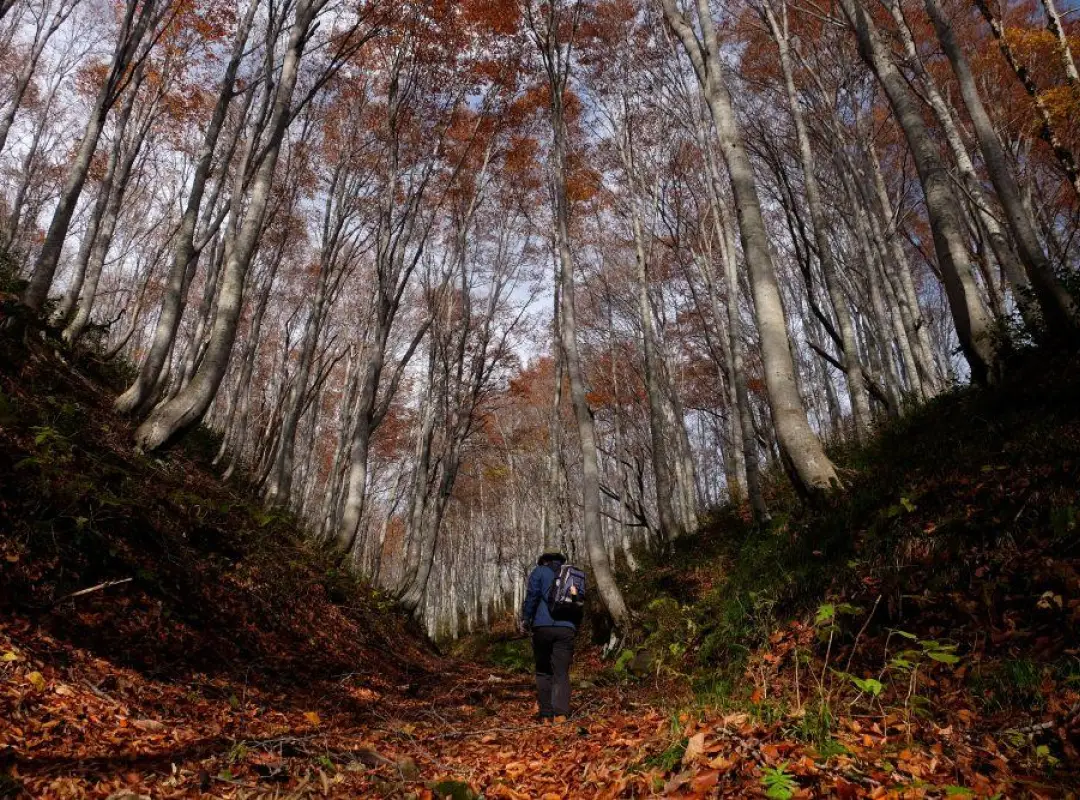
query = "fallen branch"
xmin=54 ymin=578 xmax=133 ymax=604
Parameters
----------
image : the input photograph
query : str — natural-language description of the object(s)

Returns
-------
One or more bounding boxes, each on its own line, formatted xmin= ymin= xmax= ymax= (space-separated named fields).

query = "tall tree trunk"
xmin=837 ymin=0 xmax=999 ymax=383
xmin=718 ymin=194 xmax=769 ymax=520
xmin=540 ymin=284 xmax=566 ymax=552
xmin=927 ymin=0 xmax=1078 ymax=340
xmin=22 ymin=0 xmax=162 ymax=312
xmin=115 ymin=0 xmax=259 ymax=413
xmin=863 ymin=142 xmax=942 ymax=394
xmin=53 ymin=102 xmax=129 ymax=324
xmin=217 ymin=238 xmax=286 ymax=478
xmin=0 ymin=0 xmax=78 ymax=156
xmin=264 ymin=250 xmax=333 ymax=503
xmin=860 ymin=184 xmax=927 ymax=399
xmin=973 ymin=0 xmax=1080 ymax=199
xmin=662 ymin=0 xmax=840 ymax=494
xmin=528 ymin=2 xmax=631 ymax=626
xmin=888 ymin=0 xmax=1041 ymax=332
xmin=65 ymin=92 xmax=155 ymax=342
xmin=134 ymin=0 xmax=319 ymax=450
xmin=319 ymin=348 xmax=360 ymax=537
xmin=622 ymin=136 xmax=683 ymax=541
xmin=336 ymin=346 xmax=381 ymax=555
xmin=762 ymin=0 xmax=873 ymax=440
xmin=699 ymin=129 xmax=767 ymax=518
xmin=1 ymin=79 xmax=60 ymax=249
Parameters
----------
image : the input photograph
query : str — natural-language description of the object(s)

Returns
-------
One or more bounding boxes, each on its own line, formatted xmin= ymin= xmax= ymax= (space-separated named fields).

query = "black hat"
xmin=538 ymin=552 xmax=567 ymax=566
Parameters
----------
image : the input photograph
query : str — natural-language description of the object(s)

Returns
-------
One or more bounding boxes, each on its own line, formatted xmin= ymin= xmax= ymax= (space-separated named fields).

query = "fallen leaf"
xmin=132 ymin=719 xmax=166 ymax=733
xmin=683 ymin=732 xmax=706 ymax=765
xmin=663 ymin=770 xmax=692 ymax=794
xmin=690 ymin=770 xmax=720 ymax=792
xmin=304 ymin=711 xmax=322 ymax=726
xmin=27 ymin=671 xmax=46 ymax=691
xmin=708 ymin=753 xmax=735 ymax=771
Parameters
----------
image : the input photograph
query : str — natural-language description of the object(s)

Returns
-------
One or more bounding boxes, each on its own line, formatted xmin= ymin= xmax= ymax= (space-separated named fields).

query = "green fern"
xmin=761 ymin=763 xmax=797 ymax=800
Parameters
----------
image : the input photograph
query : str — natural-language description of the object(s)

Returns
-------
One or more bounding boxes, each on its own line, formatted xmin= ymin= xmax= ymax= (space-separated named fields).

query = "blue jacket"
xmin=522 ymin=564 xmax=576 ymax=629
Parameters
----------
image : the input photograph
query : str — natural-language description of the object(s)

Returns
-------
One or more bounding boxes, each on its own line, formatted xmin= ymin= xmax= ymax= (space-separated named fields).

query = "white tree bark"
xmin=661 ymin=0 xmax=840 ymax=494
xmin=926 ymin=0 xmax=1078 ymax=340
xmin=761 ymin=0 xmax=873 ymax=440
xmin=0 ymin=0 xmax=79 ymax=157
xmin=23 ymin=0 xmax=165 ymax=311
xmin=525 ymin=0 xmax=631 ymax=628
xmin=837 ymin=0 xmax=999 ymax=382
xmin=115 ymin=0 xmax=259 ymax=414
xmin=135 ymin=0 xmax=323 ymax=450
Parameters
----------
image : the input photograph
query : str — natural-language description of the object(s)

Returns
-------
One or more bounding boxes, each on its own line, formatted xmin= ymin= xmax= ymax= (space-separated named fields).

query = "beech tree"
xmin=523 ymin=0 xmax=631 ymax=632
xmin=659 ymin=0 xmax=841 ymax=494
xmin=22 ymin=0 xmax=171 ymax=312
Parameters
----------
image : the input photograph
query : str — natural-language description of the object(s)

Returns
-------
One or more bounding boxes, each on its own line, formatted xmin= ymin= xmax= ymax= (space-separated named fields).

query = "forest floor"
xmin=3 ymin=323 xmax=1080 ymax=799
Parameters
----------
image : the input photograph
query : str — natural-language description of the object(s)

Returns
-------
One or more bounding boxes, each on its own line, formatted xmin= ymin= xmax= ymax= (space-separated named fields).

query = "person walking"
xmin=520 ymin=552 xmax=583 ymax=724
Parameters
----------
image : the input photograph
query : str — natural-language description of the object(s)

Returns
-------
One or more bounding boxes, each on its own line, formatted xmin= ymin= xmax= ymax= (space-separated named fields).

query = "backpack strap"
xmin=544 ymin=563 xmax=561 ymax=606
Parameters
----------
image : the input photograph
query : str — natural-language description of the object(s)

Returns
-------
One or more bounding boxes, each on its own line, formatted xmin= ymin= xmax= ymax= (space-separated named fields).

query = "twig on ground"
xmin=54 ymin=578 xmax=133 ymax=604
xmin=844 ymin=594 xmax=883 ymax=675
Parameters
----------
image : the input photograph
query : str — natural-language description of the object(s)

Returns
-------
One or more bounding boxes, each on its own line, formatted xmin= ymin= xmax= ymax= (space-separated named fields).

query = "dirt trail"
xmin=2 ymin=609 xmax=666 ymax=798
xmin=7 ymin=614 xmax=1058 ymax=799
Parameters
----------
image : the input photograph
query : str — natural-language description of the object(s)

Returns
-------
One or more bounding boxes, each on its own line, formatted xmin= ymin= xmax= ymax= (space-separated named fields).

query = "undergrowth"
xmin=0 ymin=325 xmax=434 ymax=699
xmin=612 ymin=351 xmax=1080 ymax=773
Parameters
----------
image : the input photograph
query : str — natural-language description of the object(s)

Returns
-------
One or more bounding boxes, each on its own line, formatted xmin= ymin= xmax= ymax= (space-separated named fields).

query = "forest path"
xmin=8 ymin=611 xmax=1040 ymax=800
xmin=3 ymin=609 xmax=675 ymax=799
xmin=0 ymin=603 xmax=837 ymax=799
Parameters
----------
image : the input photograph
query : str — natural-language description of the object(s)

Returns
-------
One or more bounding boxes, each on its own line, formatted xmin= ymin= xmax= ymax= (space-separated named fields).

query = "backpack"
xmin=546 ymin=563 xmax=586 ymax=621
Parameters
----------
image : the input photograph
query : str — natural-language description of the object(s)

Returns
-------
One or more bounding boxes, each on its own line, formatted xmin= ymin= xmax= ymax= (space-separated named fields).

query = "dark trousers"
xmin=533 ymin=625 xmax=575 ymax=718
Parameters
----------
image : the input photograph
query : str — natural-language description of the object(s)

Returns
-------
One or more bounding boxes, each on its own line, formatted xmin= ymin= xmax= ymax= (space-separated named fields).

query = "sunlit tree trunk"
xmin=973 ymin=0 xmax=1080 ymax=199
xmin=264 ymin=158 xmax=351 ymax=503
xmin=697 ymin=127 xmax=766 ymax=518
xmin=135 ymin=0 xmax=321 ymax=450
xmin=761 ymin=0 xmax=872 ymax=440
xmin=1039 ymin=0 xmax=1079 ymax=88
xmin=540 ymin=282 xmax=566 ymax=552
xmin=927 ymin=0 xmax=1078 ymax=340
xmin=837 ymin=0 xmax=998 ymax=383
xmin=888 ymin=0 xmax=1041 ymax=332
xmin=116 ymin=0 xmax=259 ymax=414
xmin=662 ymin=0 xmax=840 ymax=494
xmin=218 ymin=241 xmax=286 ymax=480
xmin=336 ymin=44 xmax=453 ymax=557
xmin=23 ymin=0 xmax=164 ymax=312
xmin=541 ymin=9 xmax=629 ymax=630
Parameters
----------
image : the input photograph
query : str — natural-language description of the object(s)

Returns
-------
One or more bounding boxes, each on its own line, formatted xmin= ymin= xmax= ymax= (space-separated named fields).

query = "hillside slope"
xmin=0 ymin=331 xmax=453 ymax=797
xmin=608 ymin=352 xmax=1080 ymax=796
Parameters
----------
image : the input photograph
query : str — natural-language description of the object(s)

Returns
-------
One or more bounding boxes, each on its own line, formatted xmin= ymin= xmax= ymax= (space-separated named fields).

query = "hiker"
xmin=519 ymin=552 xmax=586 ymax=723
